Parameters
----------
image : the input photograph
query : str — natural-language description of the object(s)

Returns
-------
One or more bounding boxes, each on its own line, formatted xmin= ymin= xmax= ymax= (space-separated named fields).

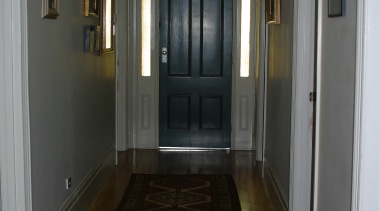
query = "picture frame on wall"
xmin=42 ymin=0 xmax=59 ymax=19
xmin=84 ymin=0 xmax=99 ymax=17
xmin=328 ymin=0 xmax=343 ymax=17
xmin=265 ymin=0 xmax=280 ymax=24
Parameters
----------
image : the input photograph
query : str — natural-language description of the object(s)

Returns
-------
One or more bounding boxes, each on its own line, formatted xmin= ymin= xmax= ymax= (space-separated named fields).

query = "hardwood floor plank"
xmin=88 ymin=149 xmax=281 ymax=211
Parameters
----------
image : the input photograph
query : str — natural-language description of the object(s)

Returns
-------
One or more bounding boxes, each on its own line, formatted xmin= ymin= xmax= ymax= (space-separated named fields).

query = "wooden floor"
xmin=88 ymin=149 xmax=282 ymax=211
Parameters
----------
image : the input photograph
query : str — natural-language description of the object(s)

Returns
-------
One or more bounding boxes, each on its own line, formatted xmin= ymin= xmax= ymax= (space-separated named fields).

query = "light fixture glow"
xmin=142 ymin=0 xmax=151 ymax=77
xmin=240 ymin=0 xmax=250 ymax=77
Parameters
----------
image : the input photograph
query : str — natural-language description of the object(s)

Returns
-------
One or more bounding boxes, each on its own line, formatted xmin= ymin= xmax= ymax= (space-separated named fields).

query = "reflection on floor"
xmin=88 ymin=149 xmax=283 ymax=211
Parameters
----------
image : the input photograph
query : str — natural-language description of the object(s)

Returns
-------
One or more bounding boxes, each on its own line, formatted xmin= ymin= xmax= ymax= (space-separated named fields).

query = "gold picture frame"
xmin=84 ymin=0 xmax=100 ymax=17
xmin=42 ymin=0 xmax=59 ymax=19
xmin=265 ymin=0 xmax=280 ymax=24
xmin=99 ymin=0 xmax=114 ymax=55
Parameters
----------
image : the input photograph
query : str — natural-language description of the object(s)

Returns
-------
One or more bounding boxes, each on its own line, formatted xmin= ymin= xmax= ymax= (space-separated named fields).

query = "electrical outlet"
xmin=65 ymin=177 xmax=71 ymax=190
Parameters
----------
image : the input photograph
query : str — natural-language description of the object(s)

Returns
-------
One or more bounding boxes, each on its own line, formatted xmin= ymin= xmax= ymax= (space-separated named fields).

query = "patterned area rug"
xmin=116 ymin=174 xmax=241 ymax=211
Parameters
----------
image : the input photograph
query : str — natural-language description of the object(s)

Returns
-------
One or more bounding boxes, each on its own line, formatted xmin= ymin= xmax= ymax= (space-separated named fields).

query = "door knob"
xmin=162 ymin=47 xmax=167 ymax=63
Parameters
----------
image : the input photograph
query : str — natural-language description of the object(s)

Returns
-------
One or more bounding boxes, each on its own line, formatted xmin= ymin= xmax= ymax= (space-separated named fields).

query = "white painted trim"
xmin=355 ymin=0 xmax=380 ymax=210
xmin=262 ymin=24 xmax=268 ymax=178
xmin=313 ymin=0 xmax=323 ymax=209
xmin=0 ymin=0 xmax=32 ymax=209
xmin=351 ymin=1 xmax=365 ymax=210
xmin=254 ymin=0 xmax=266 ymax=162
xmin=125 ymin=0 xmax=255 ymax=149
xmin=153 ymin=0 xmax=160 ymax=149
xmin=115 ymin=0 xmax=128 ymax=151
xmin=231 ymin=0 xmax=239 ymax=150
xmin=127 ymin=0 xmax=139 ymax=149
xmin=289 ymin=0 xmax=315 ymax=210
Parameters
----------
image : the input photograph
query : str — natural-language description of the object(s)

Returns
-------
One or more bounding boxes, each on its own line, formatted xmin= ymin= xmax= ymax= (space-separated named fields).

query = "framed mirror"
xmin=100 ymin=0 xmax=114 ymax=55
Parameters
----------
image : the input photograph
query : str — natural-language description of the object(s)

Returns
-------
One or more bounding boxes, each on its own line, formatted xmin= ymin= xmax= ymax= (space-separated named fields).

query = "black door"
xmin=159 ymin=0 xmax=232 ymax=148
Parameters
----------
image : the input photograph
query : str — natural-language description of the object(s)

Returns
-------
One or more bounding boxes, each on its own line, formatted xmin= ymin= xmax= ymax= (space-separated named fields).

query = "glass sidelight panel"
xmin=240 ymin=0 xmax=250 ymax=77
xmin=142 ymin=0 xmax=151 ymax=76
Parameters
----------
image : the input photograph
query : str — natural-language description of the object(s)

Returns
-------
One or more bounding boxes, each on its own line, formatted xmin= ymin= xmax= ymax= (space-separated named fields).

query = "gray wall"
xmin=27 ymin=0 xmax=115 ymax=210
xmin=265 ymin=0 xmax=294 ymax=200
xmin=316 ymin=0 xmax=357 ymax=210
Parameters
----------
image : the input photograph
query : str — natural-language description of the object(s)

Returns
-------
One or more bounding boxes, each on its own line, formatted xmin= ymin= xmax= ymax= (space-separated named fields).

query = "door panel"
xmin=168 ymin=95 xmax=191 ymax=130
xmin=159 ymin=0 xmax=232 ymax=148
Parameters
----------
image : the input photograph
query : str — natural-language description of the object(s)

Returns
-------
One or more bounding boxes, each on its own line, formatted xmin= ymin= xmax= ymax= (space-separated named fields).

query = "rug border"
xmin=116 ymin=174 xmax=241 ymax=211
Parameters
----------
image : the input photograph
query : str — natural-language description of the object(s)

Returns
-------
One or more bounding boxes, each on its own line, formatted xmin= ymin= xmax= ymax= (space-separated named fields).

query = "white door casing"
xmin=289 ymin=0 xmax=315 ymax=210
xmin=352 ymin=0 xmax=380 ymax=210
xmin=115 ymin=0 xmax=128 ymax=151
xmin=120 ymin=0 xmax=257 ymax=150
xmin=255 ymin=0 xmax=266 ymax=161
xmin=0 ymin=0 xmax=32 ymax=209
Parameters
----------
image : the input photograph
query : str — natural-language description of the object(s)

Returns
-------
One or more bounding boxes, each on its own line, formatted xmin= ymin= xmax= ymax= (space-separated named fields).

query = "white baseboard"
xmin=252 ymin=137 xmax=257 ymax=151
xmin=266 ymin=163 xmax=289 ymax=211
xmin=58 ymin=143 xmax=116 ymax=211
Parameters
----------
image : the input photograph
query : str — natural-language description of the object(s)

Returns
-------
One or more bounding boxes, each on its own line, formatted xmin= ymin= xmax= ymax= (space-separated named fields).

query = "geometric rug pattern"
xmin=116 ymin=174 xmax=241 ymax=211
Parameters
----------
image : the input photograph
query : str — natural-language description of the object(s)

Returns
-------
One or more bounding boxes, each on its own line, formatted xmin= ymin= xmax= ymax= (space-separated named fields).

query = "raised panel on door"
xmin=159 ymin=0 xmax=232 ymax=148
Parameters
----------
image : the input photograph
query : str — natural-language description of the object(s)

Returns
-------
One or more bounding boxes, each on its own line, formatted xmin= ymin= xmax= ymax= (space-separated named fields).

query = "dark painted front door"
xmin=159 ymin=0 xmax=232 ymax=148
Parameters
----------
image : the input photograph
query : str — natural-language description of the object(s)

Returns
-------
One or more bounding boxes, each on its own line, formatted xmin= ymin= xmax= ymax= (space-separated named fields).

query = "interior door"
xmin=159 ymin=0 xmax=233 ymax=148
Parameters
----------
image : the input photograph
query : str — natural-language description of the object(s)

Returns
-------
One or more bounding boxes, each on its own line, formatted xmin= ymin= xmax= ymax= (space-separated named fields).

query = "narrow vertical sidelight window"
xmin=240 ymin=0 xmax=250 ymax=77
xmin=105 ymin=0 xmax=112 ymax=49
xmin=142 ymin=0 xmax=151 ymax=76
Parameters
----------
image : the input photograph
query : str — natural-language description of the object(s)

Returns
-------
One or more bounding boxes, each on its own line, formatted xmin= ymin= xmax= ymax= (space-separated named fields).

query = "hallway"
xmin=88 ymin=150 xmax=283 ymax=210
xmin=4 ymin=0 xmax=380 ymax=210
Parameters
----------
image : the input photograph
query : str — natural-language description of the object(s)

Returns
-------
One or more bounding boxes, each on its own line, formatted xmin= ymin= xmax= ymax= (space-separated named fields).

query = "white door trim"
xmin=352 ymin=0 xmax=380 ymax=210
xmin=120 ymin=0 xmax=257 ymax=149
xmin=289 ymin=0 xmax=315 ymax=210
xmin=0 ymin=0 xmax=32 ymax=209
xmin=255 ymin=0 xmax=266 ymax=162
xmin=351 ymin=0 xmax=365 ymax=209
xmin=115 ymin=0 xmax=129 ymax=151
xmin=313 ymin=0 xmax=323 ymax=208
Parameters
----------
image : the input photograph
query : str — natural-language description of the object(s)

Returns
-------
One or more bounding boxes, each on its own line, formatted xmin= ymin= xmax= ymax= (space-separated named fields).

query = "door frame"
xmin=116 ymin=0 xmax=315 ymax=210
xmin=0 ymin=0 xmax=33 ymax=209
xmin=118 ymin=0 xmax=257 ymax=150
xmin=115 ymin=0 xmax=129 ymax=151
xmin=116 ymin=0 xmax=316 ymax=208
xmin=288 ymin=0 xmax=316 ymax=210
xmin=343 ymin=0 xmax=380 ymax=210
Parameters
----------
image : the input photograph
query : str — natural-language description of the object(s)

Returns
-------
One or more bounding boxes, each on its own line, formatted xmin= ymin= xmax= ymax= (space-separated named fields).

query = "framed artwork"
xmin=100 ymin=0 xmax=114 ymax=55
xmin=42 ymin=0 xmax=59 ymax=19
xmin=84 ymin=0 xmax=100 ymax=16
xmin=265 ymin=0 xmax=280 ymax=24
